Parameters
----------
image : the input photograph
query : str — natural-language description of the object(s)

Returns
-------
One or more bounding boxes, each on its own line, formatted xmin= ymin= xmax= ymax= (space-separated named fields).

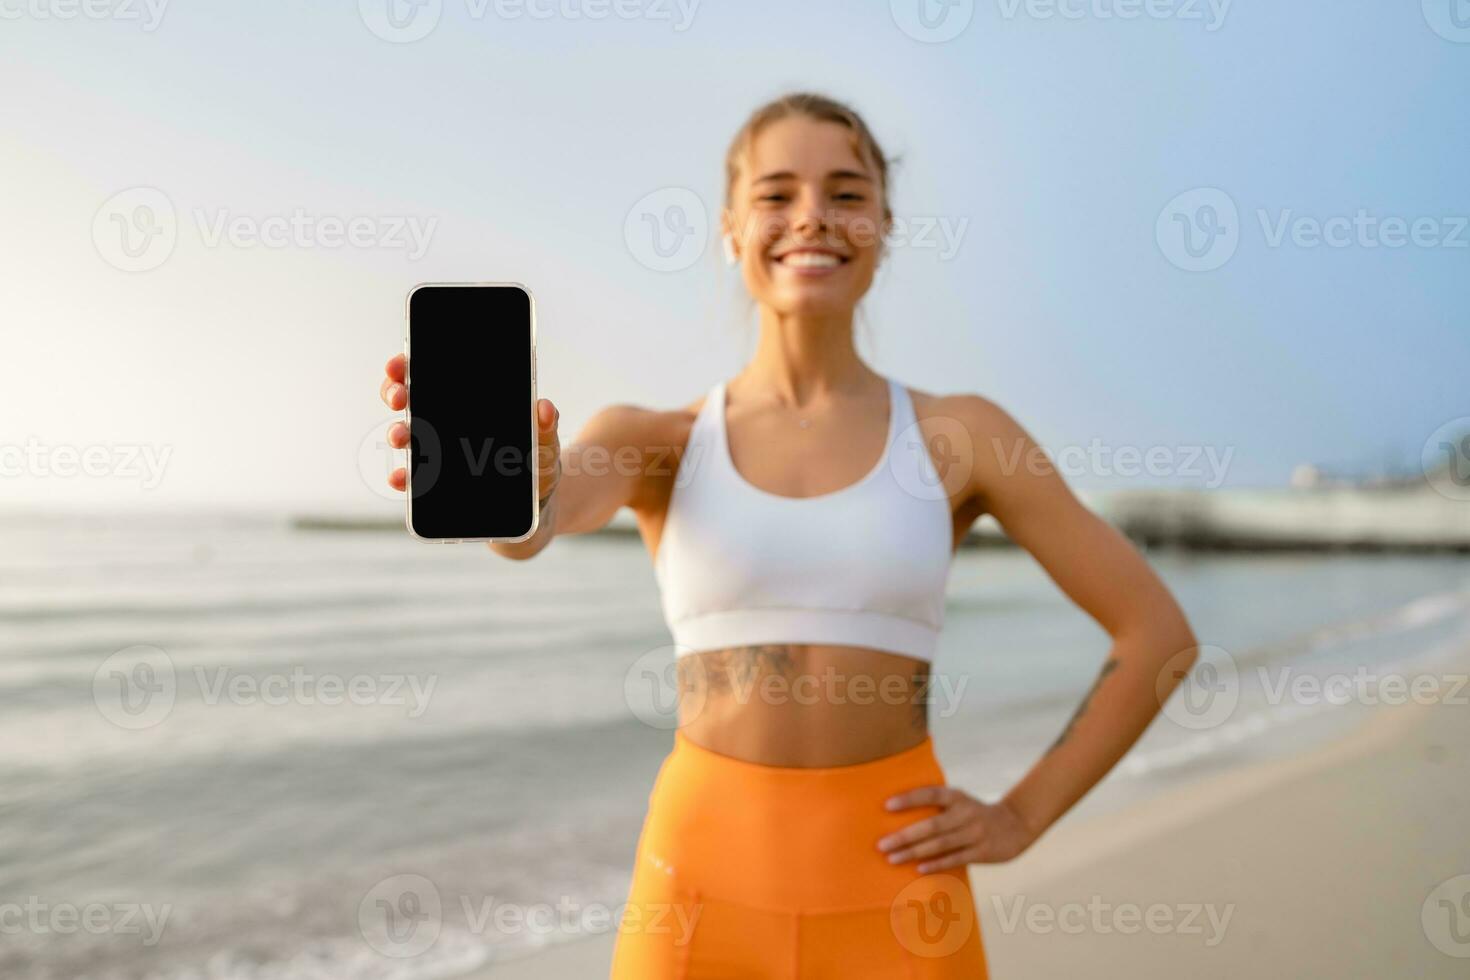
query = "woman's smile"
xmin=770 ymin=245 xmax=851 ymax=277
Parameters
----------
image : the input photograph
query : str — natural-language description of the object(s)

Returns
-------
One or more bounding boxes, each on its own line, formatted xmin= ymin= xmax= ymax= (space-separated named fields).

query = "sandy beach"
xmin=475 ymin=644 xmax=1470 ymax=979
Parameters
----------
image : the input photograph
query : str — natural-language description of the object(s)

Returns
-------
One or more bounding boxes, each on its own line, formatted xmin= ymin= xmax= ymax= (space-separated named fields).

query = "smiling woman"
xmin=602 ymin=94 xmax=1005 ymax=977
xmin=377 ymin=89 xmax=1199 ymax=979
xmin=720 ymin=93 xmax=894 ymax=316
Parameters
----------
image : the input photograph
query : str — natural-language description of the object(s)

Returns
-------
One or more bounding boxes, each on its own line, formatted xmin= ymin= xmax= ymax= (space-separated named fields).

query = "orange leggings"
xmin=609 ymin=730 xmax=990 ymax=978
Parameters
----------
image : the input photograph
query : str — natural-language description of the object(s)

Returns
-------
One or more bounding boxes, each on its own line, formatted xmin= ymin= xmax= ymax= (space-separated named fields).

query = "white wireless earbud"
xmin=722 ymin=234 xmax=738 ymax=266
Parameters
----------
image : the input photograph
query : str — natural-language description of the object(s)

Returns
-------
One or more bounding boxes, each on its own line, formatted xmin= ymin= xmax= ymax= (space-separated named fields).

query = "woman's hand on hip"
xmin=876 ymin=786 xmax=1038 ymax=871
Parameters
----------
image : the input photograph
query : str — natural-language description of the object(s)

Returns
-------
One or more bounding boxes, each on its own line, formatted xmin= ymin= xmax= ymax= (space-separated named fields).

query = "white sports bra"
xmin=653 ymin=375 xmax=954 ymax=663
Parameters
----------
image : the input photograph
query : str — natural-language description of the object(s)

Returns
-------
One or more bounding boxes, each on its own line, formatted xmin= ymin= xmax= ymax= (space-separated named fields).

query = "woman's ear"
xmin=719 ymin=210 xmax=739 ymax=265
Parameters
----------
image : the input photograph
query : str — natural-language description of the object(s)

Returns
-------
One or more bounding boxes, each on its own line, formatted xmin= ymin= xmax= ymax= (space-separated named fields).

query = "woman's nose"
xmin=791 ymin=195 xmax=828 ymax=239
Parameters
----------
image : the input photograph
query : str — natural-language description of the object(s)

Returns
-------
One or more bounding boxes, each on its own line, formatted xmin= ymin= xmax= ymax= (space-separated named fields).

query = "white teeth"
xmin=779 ymin=252 xmax=841 ymax=268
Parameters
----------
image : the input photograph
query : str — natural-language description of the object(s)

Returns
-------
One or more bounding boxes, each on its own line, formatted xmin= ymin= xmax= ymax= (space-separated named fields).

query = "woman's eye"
xmin=834 ymin=192 xmax=865 ymax=202
xmin=757 ymin=194 xmax=788 ymax=203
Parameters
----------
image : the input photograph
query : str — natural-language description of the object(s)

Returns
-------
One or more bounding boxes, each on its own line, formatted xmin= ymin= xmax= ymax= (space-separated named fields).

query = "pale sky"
xmin=3 ymin=1 xmax=1466 ymax=516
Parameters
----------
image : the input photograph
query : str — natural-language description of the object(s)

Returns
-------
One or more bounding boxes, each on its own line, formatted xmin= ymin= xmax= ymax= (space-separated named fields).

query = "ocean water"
xmin=2 ymin=513 xmax=1468 ymax=979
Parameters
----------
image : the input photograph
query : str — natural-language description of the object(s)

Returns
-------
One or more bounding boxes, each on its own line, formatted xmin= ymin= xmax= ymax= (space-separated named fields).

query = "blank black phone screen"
xmin=407 ymin=284 xmax=535 ymax=540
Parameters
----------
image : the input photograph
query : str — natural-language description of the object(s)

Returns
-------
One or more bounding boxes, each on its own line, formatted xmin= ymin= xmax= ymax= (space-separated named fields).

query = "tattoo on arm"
xmin=1046 ymin=656 xmax=1119 ymax=754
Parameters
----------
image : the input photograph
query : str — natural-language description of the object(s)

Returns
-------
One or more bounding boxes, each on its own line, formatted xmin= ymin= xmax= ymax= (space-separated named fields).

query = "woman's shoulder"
xmin=902 ymin=382 xmax=1022 ymax=433
xmin=579 ymin=387 xmax=712 ymax=456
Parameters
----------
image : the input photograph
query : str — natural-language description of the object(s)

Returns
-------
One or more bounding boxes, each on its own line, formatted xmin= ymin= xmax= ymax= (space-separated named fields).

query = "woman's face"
xmin=724 ymin=115 xmax=889 ymax=318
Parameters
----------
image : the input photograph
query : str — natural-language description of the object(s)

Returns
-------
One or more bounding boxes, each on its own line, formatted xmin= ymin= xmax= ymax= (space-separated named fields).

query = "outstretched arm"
xmin=488 ymin=402 xmax=671 ymax=560
xmin=378 ymin=353 xmax=663 ymax=561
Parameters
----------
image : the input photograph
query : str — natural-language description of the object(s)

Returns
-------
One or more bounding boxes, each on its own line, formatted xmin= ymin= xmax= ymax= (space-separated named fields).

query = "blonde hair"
xmin=723 ymin=92 xmax=894 ymax=222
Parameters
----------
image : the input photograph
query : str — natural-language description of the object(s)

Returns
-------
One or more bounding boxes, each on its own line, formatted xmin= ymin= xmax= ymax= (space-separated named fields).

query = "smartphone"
xmin=404 ymin=283 xmax=538 ymax=543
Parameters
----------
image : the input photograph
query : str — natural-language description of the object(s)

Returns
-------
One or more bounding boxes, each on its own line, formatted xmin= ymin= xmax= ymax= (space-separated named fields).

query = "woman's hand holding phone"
xmin=378 ymin=353 xmax=561 ymax=550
